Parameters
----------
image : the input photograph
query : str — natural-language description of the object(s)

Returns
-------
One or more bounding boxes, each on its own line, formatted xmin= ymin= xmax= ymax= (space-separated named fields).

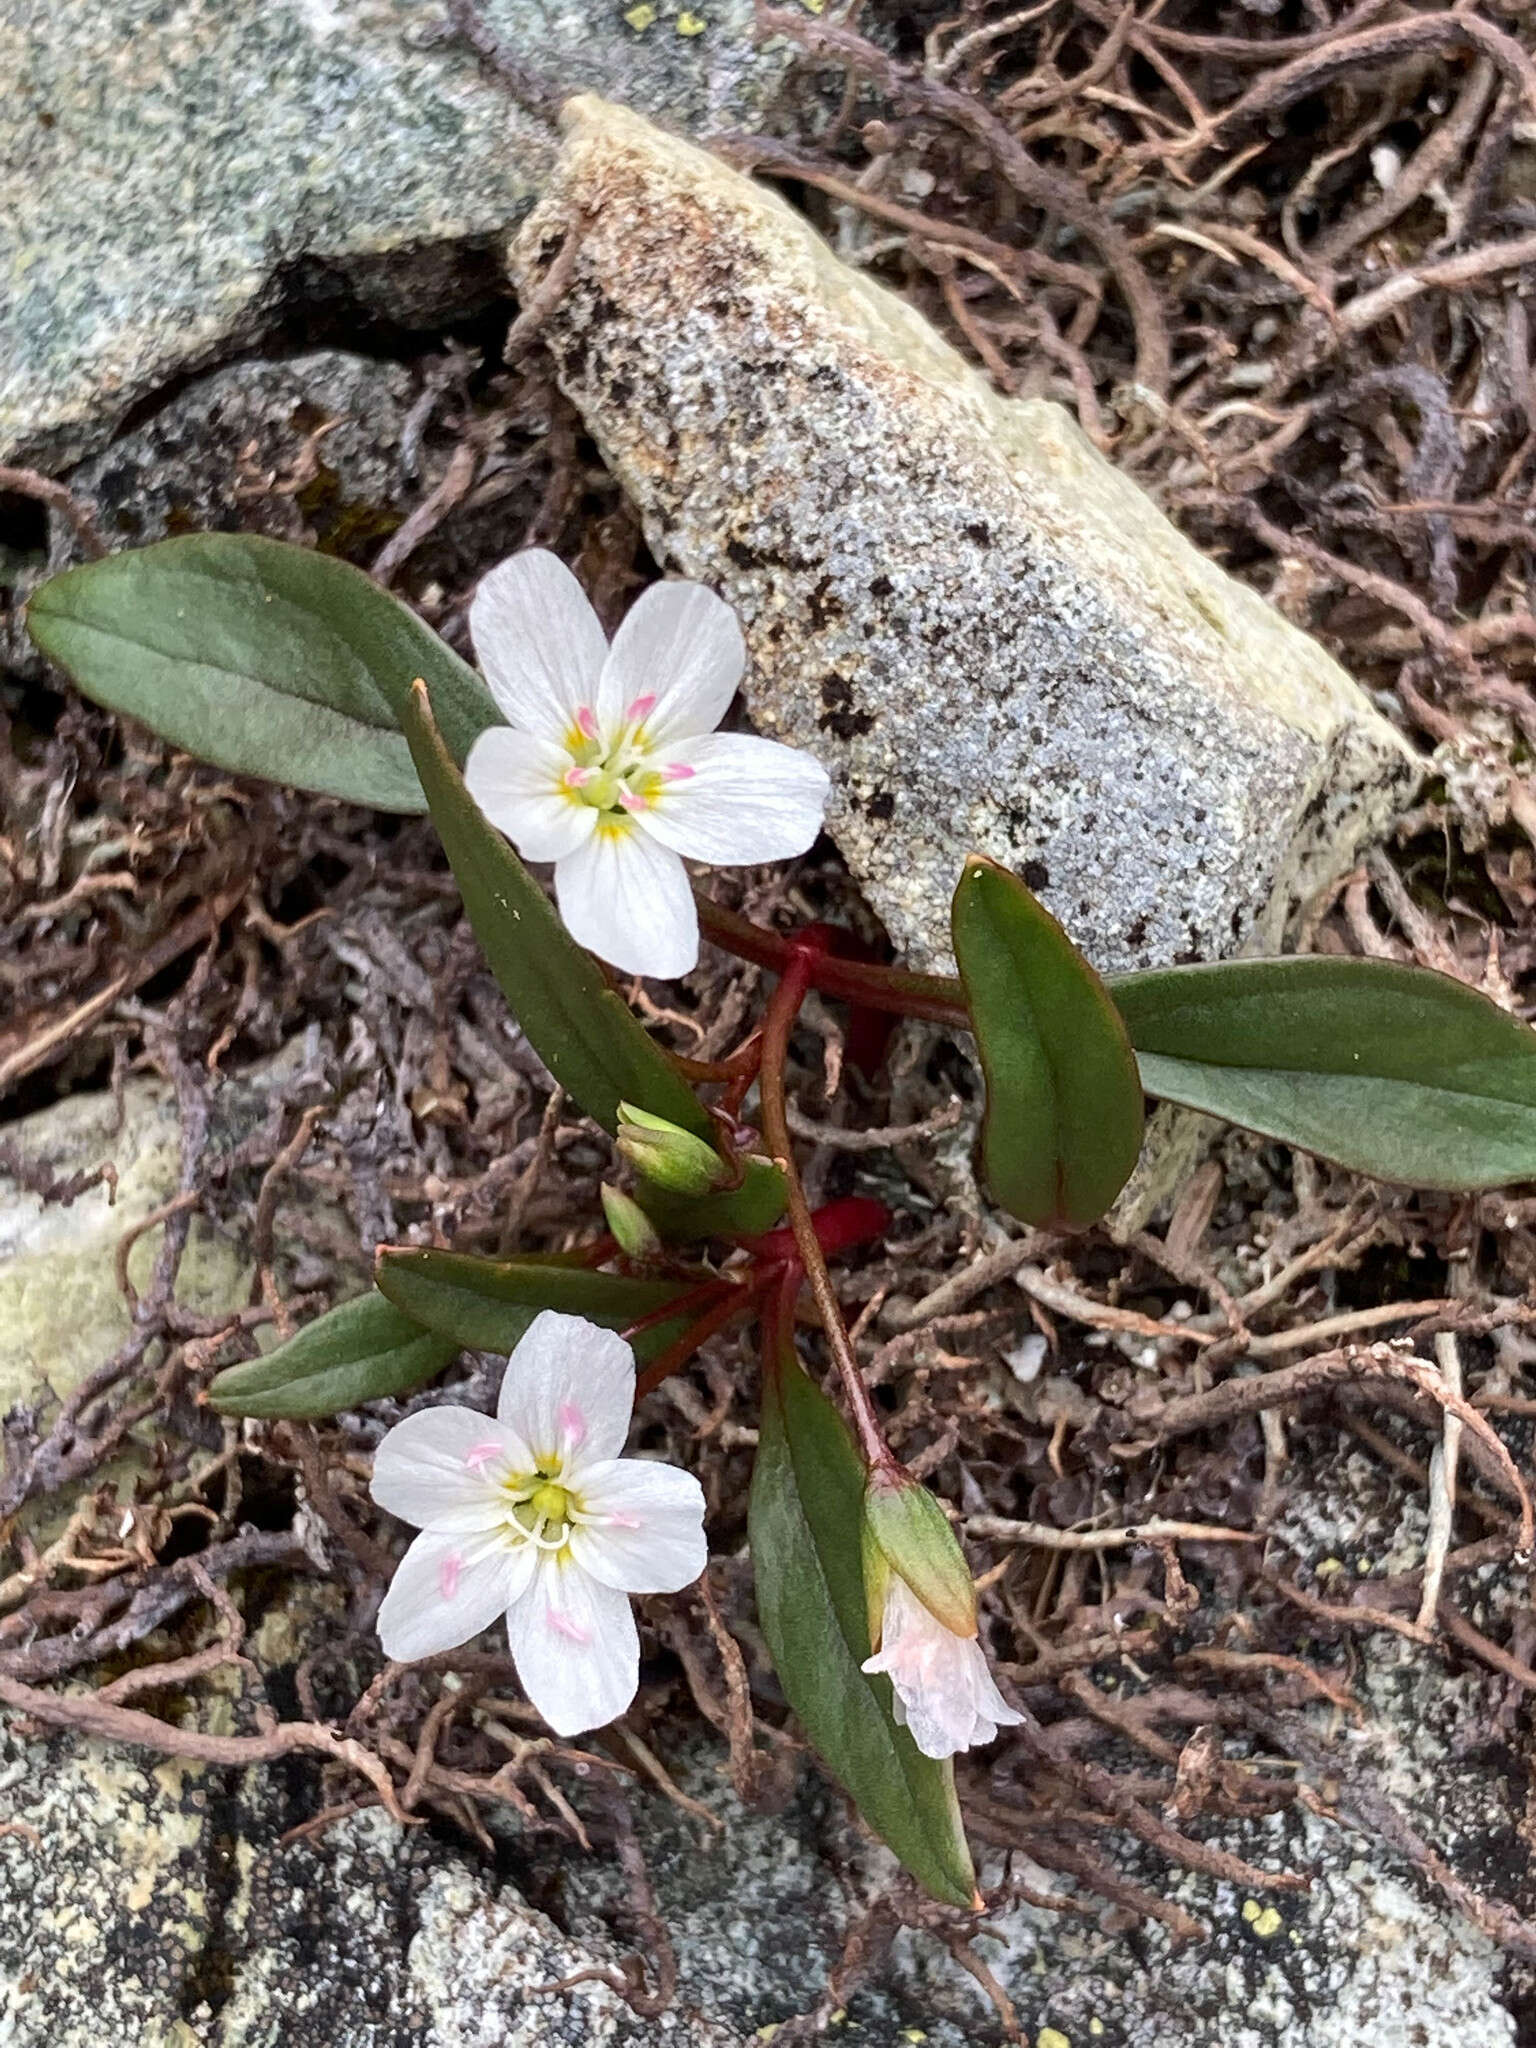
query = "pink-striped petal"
xmin=553 ymin=821 xmax=699 ymax=978
xmin=469 ymin=551 xmax=609 ymax=737
xmin=505 ymin=1553 xmax=639 ymax=1736
xmin=496 ymin=1311 xmax=636 ymax=1469
xmin=636 ymin=732 xmax=830 ymax=865
xmin=599 ymin=580 xmax=744 ymax=742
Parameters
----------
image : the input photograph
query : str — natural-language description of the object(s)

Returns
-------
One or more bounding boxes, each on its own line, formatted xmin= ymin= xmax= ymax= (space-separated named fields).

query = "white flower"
xmin=370 ymin=1310 xmax=706 ymax=1738
xmin=462 ymin=550 xmax=831 ymax=978
xmin=861 ymin=1575 xmax=1025 ymax=1760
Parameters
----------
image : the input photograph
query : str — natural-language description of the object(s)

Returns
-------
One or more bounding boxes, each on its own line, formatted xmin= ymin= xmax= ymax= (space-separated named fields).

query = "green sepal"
xmin=863 ymin=1468 xmax=977 ymax=1639
xmin=635 ymin=1154 xmax=788 ymax=1241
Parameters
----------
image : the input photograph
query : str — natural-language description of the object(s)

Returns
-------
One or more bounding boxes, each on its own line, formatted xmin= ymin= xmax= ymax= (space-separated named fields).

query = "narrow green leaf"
xmin=206 ymin=1291 xmax=457 ymax=1419
xmin=375 ymin=1247 xmax=698 ymax=1359
xmin=400 ymin=681 xmax=713 ymax=1140
xmin=26 ymin=534 xmax=500 ymax=811
xmin=951 ymin=856 xmax=1144 ymax=1228
xmin=636 ymin=1154 xmax=788 ymax=1242
xmin=1111 ymin=956 xmax=1536 ymax=1190
xmin=750 ymin=1331 xmax=976 ymax=1908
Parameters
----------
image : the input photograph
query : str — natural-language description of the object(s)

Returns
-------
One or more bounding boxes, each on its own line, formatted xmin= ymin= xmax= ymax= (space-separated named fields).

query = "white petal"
xmin=506 ymin=1553 xmax=640 ymax=1737
xmin=369 ymin=1407 xmax=531 ymax=1533
xmin=600 ymin=580 xmax=744 ymax=743
xmin=377 ymin=1527 xmax=533 ymax=1662
xmin=861 ymin=1576 xmax=1023 ymax=1760
xmin=496 ymin=1310 xmax=636 ymax=1469
xmin=464 ymin=726 xmax=598 ymax=863
xmin=569 ymin=1458 xmax=707 ymax=1594
xmin=553 ymin=822 xmax=699 ymax=978
xmin=469 ymin=550 xmax=609 ymax=735
xmin=637 ymin=733 xmax=830 ymax=866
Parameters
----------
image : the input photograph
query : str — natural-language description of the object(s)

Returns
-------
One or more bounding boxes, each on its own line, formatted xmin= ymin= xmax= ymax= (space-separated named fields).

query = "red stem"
xmin=635 ymin=1278 xmax=769 ymax=1397
xmin=696 ymin=896 xmax=971 ymax=1029
xmin=755 ymin=947 xmax=895 ymax=1471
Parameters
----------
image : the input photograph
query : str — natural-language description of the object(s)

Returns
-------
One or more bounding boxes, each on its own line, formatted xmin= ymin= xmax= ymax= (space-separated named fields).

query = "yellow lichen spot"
xmin=1251 ymin=1906 xmax=1283 ymax=1939
xmin=623 ymin=3 xmax=656 ymax=28
xmin=756 ymin=2028 xmax=780 ymax=2044
xmin=1038 ymin=2030 xmax=1072 ymax=2048
xmin=1089 ymin=2025 xmax=1105 ymax=2040
xmin=1241 ymin=1898 xmax=1261 ymax=1924
xmin=1315 ymin=1556 xmax=1344 ymax=1578
xmin=675 ymin=8 xmax=706 ymax=30
xmin=901 ymin=2033 xmax=928 ymax=2045
xmin=800 ymin=0 xmax=826 ymax=12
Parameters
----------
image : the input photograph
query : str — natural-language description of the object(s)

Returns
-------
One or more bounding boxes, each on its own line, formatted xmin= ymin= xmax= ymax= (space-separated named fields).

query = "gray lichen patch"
xmin=509 ymin=98 xmax=1420 ymax=974
xmin=0 ymin=0 xmax=793 ymax=472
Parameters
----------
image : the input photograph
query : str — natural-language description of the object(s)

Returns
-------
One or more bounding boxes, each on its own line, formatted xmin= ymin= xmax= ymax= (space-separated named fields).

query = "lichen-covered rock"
xmin=0 ymin=1046 xmax=346 ymax=1412
xmin=510 ymin=98 xmax=1420 ymax=974
xmin=1 ymin=0 xmax=791 ymax=471
xmin=69 ymin=352 xmax=416 ymax=558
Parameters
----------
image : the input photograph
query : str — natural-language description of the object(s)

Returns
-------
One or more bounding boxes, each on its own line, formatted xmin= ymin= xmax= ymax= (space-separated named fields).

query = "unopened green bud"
xmin=600 ymin=1183 xmax=662 ymax=1259
xmin=862 ymin=1466 xmax=977 ymax=1639
xmin=616 ymin=1101 xmax=729 ymax=1198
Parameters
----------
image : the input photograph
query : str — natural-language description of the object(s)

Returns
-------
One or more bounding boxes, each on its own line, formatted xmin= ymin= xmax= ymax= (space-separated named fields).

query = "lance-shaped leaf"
xmin=402 ymin=680 xmax=712 ymax=1141
xmin=26 ymin=534 xmax=500 ymax=811
xmin=951 ymin=856 xmax=1144 ymax=1228
xmin=375 ymin=1247 xmax=701 ymax=1359
xmin=1111 ymin=956 xmax=1536 ymax=1190
xmin=206 ymin=1291 xmax=457 ymax=1419
xmin=750 ymin=1318 xmax=977 ymax=1908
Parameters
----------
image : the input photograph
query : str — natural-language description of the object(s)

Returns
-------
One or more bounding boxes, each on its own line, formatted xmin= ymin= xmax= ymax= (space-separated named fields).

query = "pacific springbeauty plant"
xmin=30 ymin=532 xmax=1536 ymax=1905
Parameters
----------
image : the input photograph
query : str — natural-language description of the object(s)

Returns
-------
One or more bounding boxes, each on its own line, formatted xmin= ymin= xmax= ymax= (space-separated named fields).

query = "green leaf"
xmin=749 ymin=1327 xmax=976 ymax=1908
xmin=375 ymin=1247 xmax=699 ymax=1359
xmin=636 ymin=1154 xmax=788 ymax=1242
xmin=26 ymin=534 xmax=500 ymax=811
xmin=951 ymin=856 xmax=1145 ymax=1228
xmin=1110 ymin=956 xmax=1536 ymax=1190
xmin=205 ymin=1291 xmax=458 ymax=1419
xmin=401 ymin=681 xmax=712 ymax=1139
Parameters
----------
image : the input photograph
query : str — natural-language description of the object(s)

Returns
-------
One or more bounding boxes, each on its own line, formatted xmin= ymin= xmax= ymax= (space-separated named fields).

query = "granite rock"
xmin=1 ymin=0 xmax=791 ymax=472
xmin=509 ymin=98 xmax=1422 ymax=974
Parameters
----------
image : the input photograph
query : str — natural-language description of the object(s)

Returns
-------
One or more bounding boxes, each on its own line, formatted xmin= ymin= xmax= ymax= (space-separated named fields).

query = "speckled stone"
xmin=509 ymin=99 xmax=1422 ymax=974
xmin=0 ymin=0 xmax=791 ymax=471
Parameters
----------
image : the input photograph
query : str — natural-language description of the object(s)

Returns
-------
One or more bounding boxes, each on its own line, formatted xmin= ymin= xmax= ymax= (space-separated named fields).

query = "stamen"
xmin=439 ymin=1554 xmax=463 ymax=1600
xmin=663 ymin=763 xmax=696 ymax=782
xmin=618 ymin=791 xmax=648 ymax=813
xmin=606 ymin=1511 xmax=642 ymax=1531
xmin=463 ymin=1441 xmax=503 ymax=1474
xmin=625 ymin=693 xmax=657 ymax=723
xmin=556 ymin=1401 xmax=587 ymax=1449
xmin=575 ymin=705 xmax=601 ymax=741
xmin=547 ymin=1606 xmax=591 ymax=1645
xmin=563 ymin=765 xmax=593 ymax=790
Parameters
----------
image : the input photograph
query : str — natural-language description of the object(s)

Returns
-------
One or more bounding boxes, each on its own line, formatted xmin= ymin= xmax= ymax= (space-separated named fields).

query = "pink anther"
xmin=563 ymin=764 xmax=593 ymax=789
xmin=662 ymin=763 xmax=696 ymax=782
xmin=606 ymin=1511 xmax=642 ymax=1532
xmin=575 ymin=705 xmax=601 ymax=741
xmin=463 ymin=1441 xmax=503 ymax=1474
xmin=625 ymin=693 xmax=657 ymax=723
xmin=439 ymin=1553 xmax=463 ymax=1600
xmin=618 ymin=791 xmax=648 ymax=813
xmin=557 ymin=1400 xmax=587 ymax=1448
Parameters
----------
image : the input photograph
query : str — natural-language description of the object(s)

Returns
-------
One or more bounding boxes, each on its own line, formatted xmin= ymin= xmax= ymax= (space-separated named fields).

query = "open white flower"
xmin=463 ymin=550 xmax=831 ymax=978
xmin=862 ymin=1575 xmax=1025 ymax=1760
xmin=370 ymin=1310 xmax=706 ymax=1737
